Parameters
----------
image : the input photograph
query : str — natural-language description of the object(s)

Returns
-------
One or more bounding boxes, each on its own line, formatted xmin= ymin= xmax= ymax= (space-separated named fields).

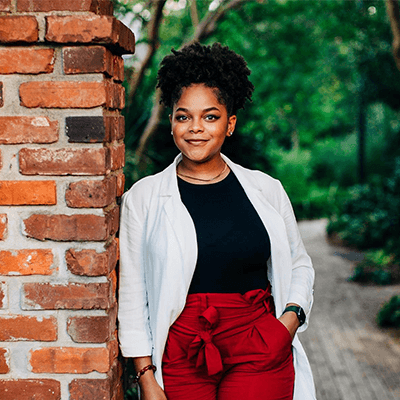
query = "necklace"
xmin=177 ymin=163 xmax=228 ymax=182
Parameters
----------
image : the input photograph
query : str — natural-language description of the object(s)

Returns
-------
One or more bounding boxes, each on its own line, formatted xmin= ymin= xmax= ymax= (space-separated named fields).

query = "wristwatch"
xmin=282 ymin=305 xmax=306 ymax=327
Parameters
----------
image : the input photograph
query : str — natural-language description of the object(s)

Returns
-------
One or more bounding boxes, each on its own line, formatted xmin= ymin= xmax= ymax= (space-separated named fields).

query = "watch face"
xmin=297 ymin=307 xmax=306 ymax=326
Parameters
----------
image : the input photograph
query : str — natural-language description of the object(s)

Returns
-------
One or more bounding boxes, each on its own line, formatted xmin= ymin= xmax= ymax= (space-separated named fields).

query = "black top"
xmin=178 ymin=171 xmax=271 ymax=294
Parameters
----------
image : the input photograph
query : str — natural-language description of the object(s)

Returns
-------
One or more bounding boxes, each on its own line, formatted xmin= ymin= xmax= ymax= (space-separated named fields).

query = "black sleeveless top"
xmin=178 ymin=171 xmax=271 ymax=294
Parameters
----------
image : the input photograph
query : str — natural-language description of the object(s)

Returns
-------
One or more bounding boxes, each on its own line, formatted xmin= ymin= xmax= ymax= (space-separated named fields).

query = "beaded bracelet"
xmin=134 ymin=364 xmax=157 ymax=383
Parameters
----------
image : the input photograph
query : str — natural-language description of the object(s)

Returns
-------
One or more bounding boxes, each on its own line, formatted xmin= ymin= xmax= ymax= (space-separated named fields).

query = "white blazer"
xmin=118 ymin=154 xmax=316 ymax=399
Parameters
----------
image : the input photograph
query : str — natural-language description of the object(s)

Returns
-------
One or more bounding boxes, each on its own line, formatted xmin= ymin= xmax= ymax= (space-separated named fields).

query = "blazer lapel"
xmin=159 ymin=155 xmax=198 ymax=293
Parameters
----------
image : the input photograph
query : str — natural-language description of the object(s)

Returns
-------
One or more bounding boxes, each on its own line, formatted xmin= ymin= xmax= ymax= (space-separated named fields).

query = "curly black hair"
xmin=157 ymin=42 xmax=254 ymax=116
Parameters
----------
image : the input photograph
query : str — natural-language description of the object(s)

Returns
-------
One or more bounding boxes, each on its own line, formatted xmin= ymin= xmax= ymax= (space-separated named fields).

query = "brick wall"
xmin=0 ymin=1 xmax=134 ymax=398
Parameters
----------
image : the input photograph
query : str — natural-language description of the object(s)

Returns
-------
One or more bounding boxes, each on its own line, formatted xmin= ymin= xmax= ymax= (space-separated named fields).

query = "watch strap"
xmin=282 ymin=305 xmax=306 ymax=327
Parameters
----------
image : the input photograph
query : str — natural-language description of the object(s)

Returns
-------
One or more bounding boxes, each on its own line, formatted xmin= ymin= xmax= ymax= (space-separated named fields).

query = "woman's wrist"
xmin=135 ymin=364 xmax=157 ymax=383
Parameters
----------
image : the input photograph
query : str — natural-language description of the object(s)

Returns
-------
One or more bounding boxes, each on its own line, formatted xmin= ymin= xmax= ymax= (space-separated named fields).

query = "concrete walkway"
xmin=298 ymin=219 xmax=400 ymax=400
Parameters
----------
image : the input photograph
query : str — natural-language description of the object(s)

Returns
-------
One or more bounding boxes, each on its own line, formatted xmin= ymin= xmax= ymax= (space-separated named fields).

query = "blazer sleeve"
xmin=118 ymin=186 xmax=153 ymax=357
xmin=278 ymin=182 xmax=315 ymax=332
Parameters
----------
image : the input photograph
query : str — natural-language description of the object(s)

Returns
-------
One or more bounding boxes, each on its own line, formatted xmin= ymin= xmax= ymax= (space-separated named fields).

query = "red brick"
xmin=69 ymin=360 xmax=122 ymax=400
xmin=18 ymin=0 xmax=113 ymax=14
xmin=112 ymin=381 xmax=124 ymax=400
xmin=30 ymin=345 xmax=114 ymax=374
xmin=105 ymin=81 xmax=125 ymax=110
xmin=66 ymin=240 xmax=118 ymax=276
xmin=0 ymin=0 xmax=12 ymax=12
xmin=0 ymin=315 xmax=57 ymax=341
xmin=45 ymin=15 xmax=134 ymax=55
xmin=19 ymin=148 xmax=108 ymax=176
xmin=0 ymin=214 xmax=6 ymax=240
xmin=69 ymin=377 xmax=111 ymax=400
xmin=65 ymin=176 xmax=116 ymax=208
xmin=23 ymin=282 xmax=110 ymax=310
xmin=0 ymin=116 xmax=58 ymax=144
xmin=0 ymin=16 xmax=38 ymax=43
xmin=109 ymin=269 xmax=117 ymax=303
xmin=23 ymin=214 xmax=109 ymax=241
xmin=0 ymin=249 xmax=54 ymax=275
xmin=116 ymin=172 xmax=125 ymax=197
xmin=0 ymin=379 xmax=61 ymax=399
xmin=108 ymin=143 xmax=125 ymax=171
xmin=0 ymin=349 xmax=9 ymax=374
xmin=20 ymin=81 xmax=108 ymax=109
xmin=104 ymin=114 xmax=124 ymax=142
xmin=112 ymin=54 xmax=124 ymax=82
xmin=106 ymin=206 xmax=119 ymax=237
xmin=0 ymin=282 xmax=5 ymax=309
xmin=63 ymin=46 xmax=113 ymax=76
xmin=0 ymin=48 xmax=54 ymax=74
xmin=67 ymin=315 xmax=112 ymax=343
xmin=0 ymin=181 xmax=56 ymax=205
xmin=0 ymin=82 xmax=3 ymax=107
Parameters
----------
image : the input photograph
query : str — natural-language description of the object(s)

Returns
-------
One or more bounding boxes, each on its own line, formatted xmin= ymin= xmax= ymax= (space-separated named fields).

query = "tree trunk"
xmin=386 ymin=0 xmax=400 ymax=70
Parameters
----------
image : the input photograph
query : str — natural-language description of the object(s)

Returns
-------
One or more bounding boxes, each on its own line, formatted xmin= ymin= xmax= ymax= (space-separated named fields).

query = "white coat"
xmin=118 ymin=154 xmax=316 ymax=399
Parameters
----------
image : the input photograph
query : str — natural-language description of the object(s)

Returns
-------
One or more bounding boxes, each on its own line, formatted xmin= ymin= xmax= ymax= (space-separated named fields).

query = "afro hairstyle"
xmin=156 ymin=42 xmax=254 ymax=115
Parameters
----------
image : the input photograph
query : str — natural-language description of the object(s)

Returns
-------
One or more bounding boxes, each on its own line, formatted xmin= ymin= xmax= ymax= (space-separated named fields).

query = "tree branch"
xmin=193 ymin=0 xmax=245 ymax=42
xmin=386 ymin=0 xmax=400 ymax=70
xmin=126 ymin=0 xmax=167 ymax=114
xmin=189 ymin=0 xmax=199 ymax=28
xmin=134 ymin=88 xmax=165 ymax=174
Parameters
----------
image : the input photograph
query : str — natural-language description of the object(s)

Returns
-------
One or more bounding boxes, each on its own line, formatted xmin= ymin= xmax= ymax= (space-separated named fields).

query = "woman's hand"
xmin=139 ymin=376 xmax=167 ymax=400
xmin=278 ymin=306 xmax=301 ymax=340
xmin=133 ymin=357 xmax=168 ymax=400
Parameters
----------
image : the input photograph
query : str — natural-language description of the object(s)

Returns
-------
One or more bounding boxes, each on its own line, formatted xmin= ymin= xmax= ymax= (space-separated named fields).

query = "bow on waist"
xmin=187 ymin=305 xmax=223 ymax=376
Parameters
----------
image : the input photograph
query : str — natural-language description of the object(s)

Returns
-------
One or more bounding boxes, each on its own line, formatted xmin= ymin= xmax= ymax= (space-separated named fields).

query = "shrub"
xmin=377 ymin=296 xmax=400 ymax=328
xmin=327 ymin=158 xmax=400 ymax=255
xmin=270 ymin=147 xmax=343 ymax=220
xmin=349 ymin=249 xmax=399 ymax=285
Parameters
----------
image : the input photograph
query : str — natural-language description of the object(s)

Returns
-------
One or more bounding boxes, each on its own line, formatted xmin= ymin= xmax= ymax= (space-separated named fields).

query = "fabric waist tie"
xmin=183 ymin=284 xmax=274 ymax=376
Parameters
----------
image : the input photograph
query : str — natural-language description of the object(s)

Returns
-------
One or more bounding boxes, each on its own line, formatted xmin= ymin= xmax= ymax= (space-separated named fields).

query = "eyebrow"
xmin=175 ymin=106 xmax=220 ymax=113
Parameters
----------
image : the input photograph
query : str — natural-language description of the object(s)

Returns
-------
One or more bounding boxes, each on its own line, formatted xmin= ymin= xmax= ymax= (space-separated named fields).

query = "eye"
xmin=205 ymin=114 xmax=219 ymax=121
xmin=176 ymin=115 xmax=188 ymax=121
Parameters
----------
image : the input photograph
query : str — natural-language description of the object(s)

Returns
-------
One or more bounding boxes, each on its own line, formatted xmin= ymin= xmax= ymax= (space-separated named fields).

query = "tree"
xmin=386 ymin=0 xmax=400 ymax=70
xmin=116 ymin=0 xmax=400 ymax=188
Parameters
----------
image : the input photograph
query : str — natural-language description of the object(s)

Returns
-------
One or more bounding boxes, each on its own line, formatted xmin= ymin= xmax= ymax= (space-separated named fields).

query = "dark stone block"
xmin=66 ymin=116 xmax=105 ymax=142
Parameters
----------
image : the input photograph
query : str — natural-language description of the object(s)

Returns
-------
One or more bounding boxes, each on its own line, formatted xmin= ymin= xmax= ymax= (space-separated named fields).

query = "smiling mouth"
xmin=186 ymin=139 xmax=208 ymax=145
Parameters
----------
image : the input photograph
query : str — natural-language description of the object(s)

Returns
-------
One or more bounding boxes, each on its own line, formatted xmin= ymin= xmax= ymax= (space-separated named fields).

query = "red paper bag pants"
xmin=162 ymin=286 xmax=295 ymax=400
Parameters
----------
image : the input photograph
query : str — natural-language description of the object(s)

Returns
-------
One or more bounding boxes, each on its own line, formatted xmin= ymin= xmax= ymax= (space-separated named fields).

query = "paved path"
xmin=298 ymin=219 xmax=400 ymax=400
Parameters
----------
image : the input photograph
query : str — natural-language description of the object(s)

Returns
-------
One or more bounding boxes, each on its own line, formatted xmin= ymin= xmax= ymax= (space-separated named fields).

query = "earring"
xmin=229 ymin=131 xmax=233 ymax=136
xmin=171 ymin=131 xmax=173 ymax=135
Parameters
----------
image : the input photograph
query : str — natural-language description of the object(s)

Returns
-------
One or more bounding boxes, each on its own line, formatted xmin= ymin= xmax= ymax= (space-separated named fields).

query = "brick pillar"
xmin=0 ymin=1 xmax=134 ymax=399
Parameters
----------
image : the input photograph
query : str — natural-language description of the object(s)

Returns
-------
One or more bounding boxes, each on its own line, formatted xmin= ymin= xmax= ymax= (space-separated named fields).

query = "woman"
xmin=119 ymin=42 xmax=316 ymax=400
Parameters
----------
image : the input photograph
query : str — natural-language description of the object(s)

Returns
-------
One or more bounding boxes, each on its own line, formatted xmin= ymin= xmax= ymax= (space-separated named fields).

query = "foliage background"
xmin=116 ymin=0 xmax=400 ymax=219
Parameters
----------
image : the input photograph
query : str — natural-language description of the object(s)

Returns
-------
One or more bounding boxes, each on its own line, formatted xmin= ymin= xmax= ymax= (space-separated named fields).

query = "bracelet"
xmin=134 ymin=364 xmax=157 ymax=383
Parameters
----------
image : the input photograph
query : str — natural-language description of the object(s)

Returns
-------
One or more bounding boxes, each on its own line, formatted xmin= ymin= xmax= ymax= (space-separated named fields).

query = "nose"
xmin=189 ymin=117 xmax=203 ymax=133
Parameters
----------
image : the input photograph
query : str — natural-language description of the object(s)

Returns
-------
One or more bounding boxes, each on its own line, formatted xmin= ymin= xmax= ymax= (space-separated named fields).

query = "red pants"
xmin=162 ymin=286 xmax=294 ymax=400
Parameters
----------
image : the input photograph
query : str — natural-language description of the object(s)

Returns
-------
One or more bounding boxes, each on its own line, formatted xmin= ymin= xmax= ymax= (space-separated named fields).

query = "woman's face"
xmin=170 ymin=84 xmax=236 ymax=166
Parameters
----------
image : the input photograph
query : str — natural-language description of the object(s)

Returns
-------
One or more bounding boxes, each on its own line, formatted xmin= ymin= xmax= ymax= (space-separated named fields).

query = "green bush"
xmin=349 ymin=249 xmax=399 ymax=285
xmin=327 ymin=158 xmax=400 ymax=255
xmin=270 ymin=147 xmax=343 ymax=220
xmin=377 ymin=296 xmax=400 ymax=328
xmin=311 ymin=134 xmax=358 ymax=187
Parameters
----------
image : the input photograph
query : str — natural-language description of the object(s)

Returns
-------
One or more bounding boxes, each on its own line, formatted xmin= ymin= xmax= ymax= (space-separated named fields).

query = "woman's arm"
xmin=132 ymin=357 xmax=167 ymax=400
xmin=278 ymin=182 xmax=315 ymax=333
xmin=118 ymin=187 xmax=153 ymax=358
